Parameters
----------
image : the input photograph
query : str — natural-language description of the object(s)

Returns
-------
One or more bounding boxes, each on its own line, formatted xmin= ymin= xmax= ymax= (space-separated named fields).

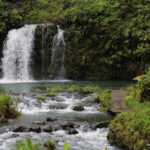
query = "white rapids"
xmin=0 ymin=92 xmax=120 ymax=150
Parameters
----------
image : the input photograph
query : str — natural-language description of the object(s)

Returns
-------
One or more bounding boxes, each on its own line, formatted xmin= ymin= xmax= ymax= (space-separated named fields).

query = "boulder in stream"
xmin=46 ymin=117 xmax=57 ymax=122
xmin=13 ymin=126 xmax=28 ymax=132
xmin=60 ymin=122 xmax=74 ymax=129
xmin=67 ymin=128 xmax=78 ymax=135
xmin=32 ymin=121 xmax=46 ymax=125
xmin=92 ymin=120 xmax=110 ymax=130
xmin=29 ymin=127 xmax=41 ymax=133
xmin=41 ymin=125 xmax=52 ymax=132
xmin=73 ymin=105 xmax=84 ymax=111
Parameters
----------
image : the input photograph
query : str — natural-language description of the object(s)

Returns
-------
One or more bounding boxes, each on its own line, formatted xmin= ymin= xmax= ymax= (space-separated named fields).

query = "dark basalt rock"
xmin=41 ymin=125 xmax=52 ymax=132
xmin=67 ymin=128 xmax=78 ymax=135
xmin=29 ymin=127 xmax=41 ymax=133
xmin=73 ymin=105 xmax=84 ymax=111
xmin=46 ymin=117 xmax=57 ymax=122
xmin=60 ymin=122 xmax=74 ymax=129
xmin=31 ymin=23 xmax=58 ymax=80
xmin=11 ymin=134 xmax=19 ymax=138
xmin=32 ymin=121 xmax=46 ymax=125
xmin=13 ymin=126 xmax=28 ymax=132
xmin=92 ymin=120 xmax=110 ymax=130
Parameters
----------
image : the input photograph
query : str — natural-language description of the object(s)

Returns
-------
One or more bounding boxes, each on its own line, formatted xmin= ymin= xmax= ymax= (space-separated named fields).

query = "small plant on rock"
xmin=15 ymin=137 xmax=42 ymax=150
xmin=43 ymin=137 xmax=56 ymax=150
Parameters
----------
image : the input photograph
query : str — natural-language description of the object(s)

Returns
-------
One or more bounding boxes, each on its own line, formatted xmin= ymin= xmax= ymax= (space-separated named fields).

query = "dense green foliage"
xmin=64 ymin=0 xmax=150 ymax=80
xmin=0 ymin=94 xmax=20 ymax=120
xmin=108 ymin=110 xmax=150 ymax=150
xmin=0 ymin=0 xmax=150 ymax=80
xmin=133 ymin=70 xmax=150 ymax=102
xmin=108 ymin=75 xmax=150 ymax=150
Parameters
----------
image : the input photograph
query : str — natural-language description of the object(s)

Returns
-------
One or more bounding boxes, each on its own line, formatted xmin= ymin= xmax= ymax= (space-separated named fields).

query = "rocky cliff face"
xmin=31 ymin=23 xmax=58 ymax=80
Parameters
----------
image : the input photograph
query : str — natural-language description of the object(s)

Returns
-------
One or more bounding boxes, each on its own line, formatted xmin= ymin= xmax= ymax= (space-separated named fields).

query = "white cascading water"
xmin=51 ymin=26 xmax=66 ymax=79
xmin=1 ymin=24 xmax=37 ymax=81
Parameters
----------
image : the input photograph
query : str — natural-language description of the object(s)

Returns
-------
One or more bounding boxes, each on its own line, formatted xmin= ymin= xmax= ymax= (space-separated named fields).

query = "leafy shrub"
xmin=15 ymin=137 xmax=42 ymax=150
xmin=63 ymin=141 xmax=71 ymax=150
xmin=0 ymin=94 xmax=20 ymax=119
xmin=133 ymin=71 xmax=150 ymax=102
xmin=15 ymin=137 xmax=71 ymax=150
xmin=43 ymin=137 xmax=56 ymax=150
xmin=108 ymin=110 xmax=150 ymax=150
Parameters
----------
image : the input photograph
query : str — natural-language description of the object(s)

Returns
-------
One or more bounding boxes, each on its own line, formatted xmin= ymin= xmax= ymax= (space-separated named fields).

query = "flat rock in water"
xmin=29 ymin=127 xmax=41 ymax=133
xmin=92 ymin=120 xmax=110 ymax=130
xmin=41 ymin=125 xmax=52 ymax=132
xmin=13 ymin=126 xmax=28 ymax=132
xmin=32 ymin=121 xmax=46 ymax=125
xmin=67 ymin=128 xmax=78 ymax=135
xmin=60 ymin=122 xmax=74 ymax=129
xmin=46 ymin=117 xmax=57 ymax=122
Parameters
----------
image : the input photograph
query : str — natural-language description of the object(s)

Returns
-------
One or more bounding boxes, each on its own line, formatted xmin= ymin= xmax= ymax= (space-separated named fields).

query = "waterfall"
xmin=1 ymin=24 xmax=37 ymax=81
xmin=50 ymin=26 xmax=66 ymax=79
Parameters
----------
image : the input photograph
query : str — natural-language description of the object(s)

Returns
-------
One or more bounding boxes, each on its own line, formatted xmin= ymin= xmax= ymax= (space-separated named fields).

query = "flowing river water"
xmin=0 ymin=80 xmax=132 ymax=150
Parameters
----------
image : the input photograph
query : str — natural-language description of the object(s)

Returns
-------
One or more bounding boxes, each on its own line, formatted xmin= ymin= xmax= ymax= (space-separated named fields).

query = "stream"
xmin=0 ymin=80 xmax=132 ymax=150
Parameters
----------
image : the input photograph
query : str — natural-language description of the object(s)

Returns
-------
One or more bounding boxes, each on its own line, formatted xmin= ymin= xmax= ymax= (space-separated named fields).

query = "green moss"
xmin=97 ymin=89 xmax=112 ymax=112
xmin=66 ymin=85 xmax=80 ymax=93
xmin=0 ymin=94 xmax=20 ymax=119
xmin=35 ymin=88 xmax=42 ymax=93
xmin=46 ymin=87 xmax=62 ymax=93
xmin=36 ymin=95 xmax=46 ymax=101
xmin=108 ymin=110 xmax=150 ymax=150
xmin=82 ymin=85 xmax=100 ymax=94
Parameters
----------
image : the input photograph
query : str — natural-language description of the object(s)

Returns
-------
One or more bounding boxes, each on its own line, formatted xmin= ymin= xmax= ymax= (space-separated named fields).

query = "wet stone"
xmin=32 ymin=121 xmax=46 ymax=125
xmin=60 ymin=122 xmax=74 ymax=129
xmin=46 ymin=117 xmax=57 ymax=122
xmin=92 ymin=120 xmax=110 ymax=130
xmin=73 ymin=105 xmax=84 ymax=111
xmin=11 ymin=134 xmax=19 ymax=138
xmin=41 ymin=125 xmax=52 ymax=132
xmin=29 ymin=127 xmax=41 ymax=133
xmin=13 ymin=126 xmax=28 ymax=132
xmin=67 ymin=128 xmax=78 ymax=135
